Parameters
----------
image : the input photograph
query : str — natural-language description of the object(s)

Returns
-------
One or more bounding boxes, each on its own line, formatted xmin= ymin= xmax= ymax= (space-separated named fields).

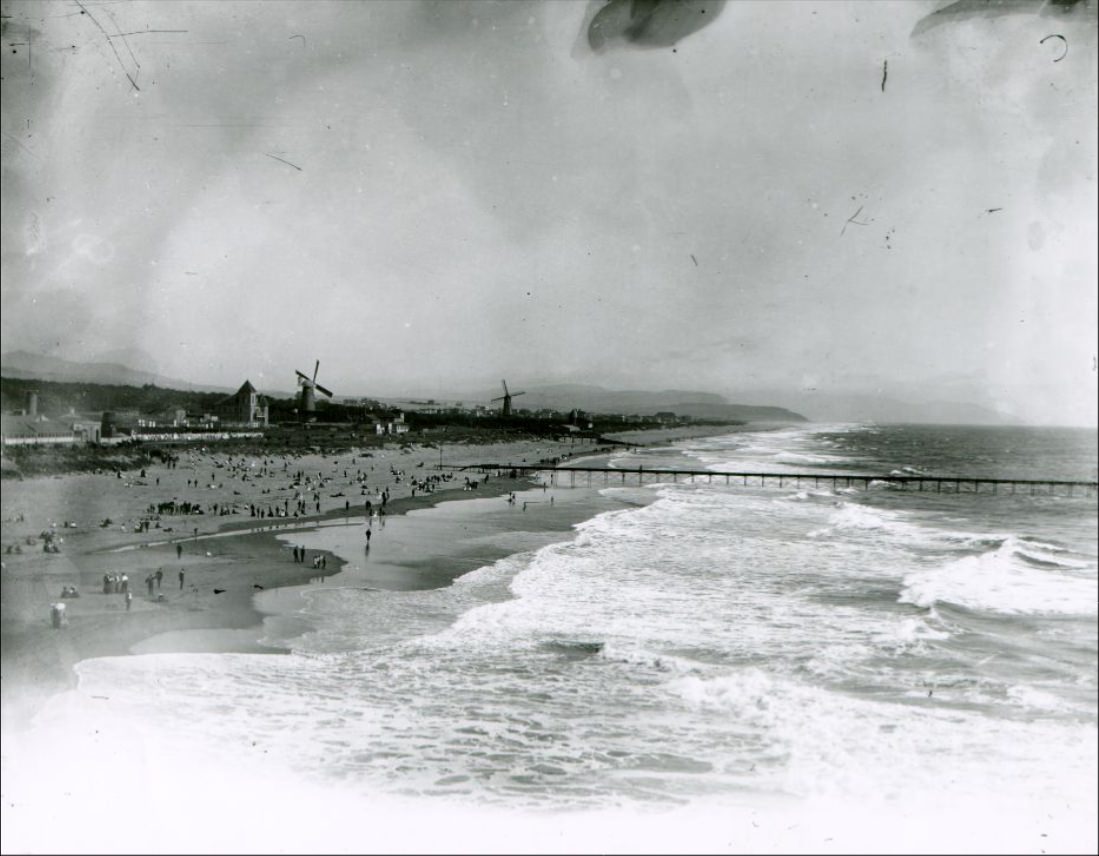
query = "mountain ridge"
xmin=0 ymin=351 xmax=234 ymax=394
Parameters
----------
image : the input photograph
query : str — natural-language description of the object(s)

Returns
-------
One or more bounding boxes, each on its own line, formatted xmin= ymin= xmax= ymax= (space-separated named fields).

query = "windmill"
xmin=295 ymin=360 xmax=333 ymax=420
xmin=491 ymin=379 xmax=525 ymax=417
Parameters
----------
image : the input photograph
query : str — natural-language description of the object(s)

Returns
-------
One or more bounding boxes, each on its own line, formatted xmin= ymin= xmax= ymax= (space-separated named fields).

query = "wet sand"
xmin=0 ymin=436 xmax=606 ymax=729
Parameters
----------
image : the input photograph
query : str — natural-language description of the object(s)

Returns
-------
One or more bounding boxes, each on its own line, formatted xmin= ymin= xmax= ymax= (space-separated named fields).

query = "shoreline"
xmin=0 ymin=437 xmax=616 ymax=731
xmin=0 ymin=424 xmax=776 ymax=731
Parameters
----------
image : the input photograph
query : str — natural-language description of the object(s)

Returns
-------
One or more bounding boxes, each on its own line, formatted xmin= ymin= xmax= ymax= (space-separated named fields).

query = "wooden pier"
xmin=462 ymin=465 xmax=1098 ymax=497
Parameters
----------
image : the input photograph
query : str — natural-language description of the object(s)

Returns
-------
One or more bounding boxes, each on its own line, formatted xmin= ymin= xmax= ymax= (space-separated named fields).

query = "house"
xmin=213 ymin=381 xmax=269 ymax=428
xmin=369 ymin=410 xmax=410 ymax=436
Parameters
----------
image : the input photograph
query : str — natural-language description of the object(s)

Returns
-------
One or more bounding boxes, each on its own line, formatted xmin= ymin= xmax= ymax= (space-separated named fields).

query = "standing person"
xmin=125 ymin=591 xmax=133 ymax=611
xmin=179 ymin=569 xmax=185 ymax=590
xmin=155 ymin=569 xmax=164 ymax=590
xmin=146 ymin=574 xmax=154 ymax=596
xmin=120 ymin=573 xmax=129 ymax=594
xmin=177 ymin=543 xmax=183 ymax=559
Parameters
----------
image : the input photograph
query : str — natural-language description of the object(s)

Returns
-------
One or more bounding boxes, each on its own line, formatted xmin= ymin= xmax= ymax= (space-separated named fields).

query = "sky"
xmin=1 ymin=0 xmax=1096 ymax=425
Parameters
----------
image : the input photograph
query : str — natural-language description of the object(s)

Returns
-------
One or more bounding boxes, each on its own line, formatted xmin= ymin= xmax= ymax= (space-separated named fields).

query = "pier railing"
xmin=460 ymin=465 xmax=1098 ymax=497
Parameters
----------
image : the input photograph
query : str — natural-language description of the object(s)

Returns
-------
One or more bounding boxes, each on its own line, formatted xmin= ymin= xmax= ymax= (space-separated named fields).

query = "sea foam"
xmin=899 ymin=536 xmax=1098 ymax=616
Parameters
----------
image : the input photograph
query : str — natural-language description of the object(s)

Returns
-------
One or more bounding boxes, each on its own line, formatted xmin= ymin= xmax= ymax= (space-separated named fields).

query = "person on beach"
xmin=155 ymin=569 xmax=163 ymax=590
xmin=177 ymin=543 xmax=183 ymax=559
xmin=120 ymin=573 xmax=129 ymax=593
xmin=125 ymin=591 xmax=133 ymax=611
xmin=146 ymin=575 xmax=154 ymax=596
xmin=179 ymin=569 xmax=185 ymax=590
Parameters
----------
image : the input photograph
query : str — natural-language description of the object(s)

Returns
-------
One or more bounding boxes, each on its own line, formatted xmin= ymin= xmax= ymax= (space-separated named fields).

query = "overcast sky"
xmin=2 ymin=0 xmax=1096 ymax=424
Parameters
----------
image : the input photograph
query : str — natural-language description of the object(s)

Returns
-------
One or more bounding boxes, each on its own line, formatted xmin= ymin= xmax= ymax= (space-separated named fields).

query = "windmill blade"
xmin=490 ymin=396 xmax=506 ymax=402
xmin=313 ymin=360 xmax=320 ymax=383
xmin=295 ymin=369 xmax=311 ymax=383
xmin=502 ymin=380 xmax=509 ymax=396
xmin=512 ymin=391 xmax=526 ymax=397
xmin=315 ymin=384 xmax=334 ymax=398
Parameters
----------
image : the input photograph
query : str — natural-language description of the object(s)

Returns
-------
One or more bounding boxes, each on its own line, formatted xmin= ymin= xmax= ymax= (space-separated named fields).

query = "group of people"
xmin=144 ymin=569 xmax=165 ymax=596
xmin=291 ymin=545 xmax=312 ymax=564
xmin=40 ymin=530 xmax=62 ymax=553
xmin=410 ymin=471 xmax=459 ymax=497
xmin=289 ymin=545 xmax=328 ymax=569
xmin=29 ymin=443 xmax=578 ymax=633
xmin=103 ymin=572 xmax=130 ymax=594
xmin=106 ymin=447 xmax=471 ymax=544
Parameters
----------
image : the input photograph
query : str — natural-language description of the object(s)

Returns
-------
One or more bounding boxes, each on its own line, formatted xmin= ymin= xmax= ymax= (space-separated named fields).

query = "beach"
xmin=2 ymin=421 xmax=1094 ymax=855
xmin=0 ymin=435 xmax=613 ymax=729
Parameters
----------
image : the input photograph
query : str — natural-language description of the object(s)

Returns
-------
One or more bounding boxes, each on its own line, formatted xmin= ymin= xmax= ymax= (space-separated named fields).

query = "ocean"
xmin=7 ymin=423 xmax=1098 ymax=853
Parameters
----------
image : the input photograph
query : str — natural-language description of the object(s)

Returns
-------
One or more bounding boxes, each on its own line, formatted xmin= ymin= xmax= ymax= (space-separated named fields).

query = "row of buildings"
xmin=1 ymin=382 xmax=269 ymax=447
xmin=2 ymin=377 xmax=686 ymax=448
xmin=1 ymin=381 xmax=410 ymax=447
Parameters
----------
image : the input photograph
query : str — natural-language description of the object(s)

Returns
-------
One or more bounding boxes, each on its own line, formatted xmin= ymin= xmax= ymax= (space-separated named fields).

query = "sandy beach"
xmin=0 ymin=435 xmax=617 ymax=729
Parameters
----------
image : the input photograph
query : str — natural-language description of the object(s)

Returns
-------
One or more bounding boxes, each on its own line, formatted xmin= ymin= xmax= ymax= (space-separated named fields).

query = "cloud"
xmin=0 ymin=0 xmax=1094 ymax=423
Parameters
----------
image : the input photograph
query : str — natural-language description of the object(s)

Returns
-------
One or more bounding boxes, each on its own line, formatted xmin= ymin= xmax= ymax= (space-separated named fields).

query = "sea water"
xmin=5 ymin=423 xmax=1097 ymax=852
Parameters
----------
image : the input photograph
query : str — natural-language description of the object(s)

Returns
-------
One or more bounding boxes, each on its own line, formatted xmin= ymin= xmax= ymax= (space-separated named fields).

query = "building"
xmin=0 ymin=414 xmax=78 ymax=446
xmin=148 ymin=407 xmax=190 ymax=428
xmin=213 ymin=381 xmax=269 ymax=428
xmin=369 ymin=410 xmax=410 ymax=436
xmin=53 ymin=414 xmax=102 ymax=444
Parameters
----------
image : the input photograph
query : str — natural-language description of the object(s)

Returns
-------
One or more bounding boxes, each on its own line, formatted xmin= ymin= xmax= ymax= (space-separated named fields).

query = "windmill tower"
xmin=295 ymin=360 xmax=333 ymax=421
xmin=491 ymin=379 xmax=525 ymax=417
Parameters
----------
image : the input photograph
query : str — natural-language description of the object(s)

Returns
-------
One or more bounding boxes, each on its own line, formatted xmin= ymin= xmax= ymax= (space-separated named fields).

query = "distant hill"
xmin=477 ymin=383 xmax=808 ymax=422
xmin=0 ymin=350 xmax=231 ymax=393
xmin=728 ymin=389 xmax=1012 ymax=426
